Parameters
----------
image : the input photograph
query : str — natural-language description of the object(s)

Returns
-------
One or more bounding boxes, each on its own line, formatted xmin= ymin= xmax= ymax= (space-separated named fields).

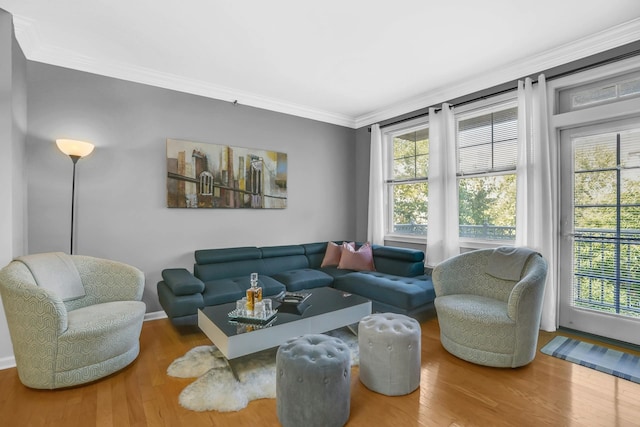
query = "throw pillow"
xmin=338 ymin=242 xmax=376 ymax=271
xmin=320 ymin=241 xmax=355 ymax=267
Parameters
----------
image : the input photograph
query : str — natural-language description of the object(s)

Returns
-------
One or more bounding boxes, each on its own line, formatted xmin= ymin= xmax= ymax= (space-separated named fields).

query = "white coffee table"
xmin=197 ymin=286 xmax=371 ymax=360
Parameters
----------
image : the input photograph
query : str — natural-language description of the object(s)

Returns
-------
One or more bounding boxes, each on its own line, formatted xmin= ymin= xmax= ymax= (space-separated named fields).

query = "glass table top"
xmin=199 ymin=286 xmax=370 ymax=338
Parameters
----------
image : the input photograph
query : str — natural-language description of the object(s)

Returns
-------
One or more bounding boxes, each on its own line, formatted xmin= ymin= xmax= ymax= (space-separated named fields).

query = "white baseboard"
xmin=0 ymin=355 xmax=16 ymax=371
xmin=0 ymin=310 xmax=169 ymax=371
xmin=144 ymin=310 xmax=168 ymax=321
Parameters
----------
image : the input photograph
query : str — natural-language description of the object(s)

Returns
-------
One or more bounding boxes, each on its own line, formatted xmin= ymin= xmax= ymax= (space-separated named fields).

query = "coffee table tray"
xmin=227 ymin=309 xmax=278 ymax=325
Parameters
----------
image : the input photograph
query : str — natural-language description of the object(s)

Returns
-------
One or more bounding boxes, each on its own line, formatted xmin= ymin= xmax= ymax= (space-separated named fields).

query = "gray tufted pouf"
xmin=276 ymin=334 xmax=351 ymax=427
xmin=358 ymin=312 xmax=421 ymax=396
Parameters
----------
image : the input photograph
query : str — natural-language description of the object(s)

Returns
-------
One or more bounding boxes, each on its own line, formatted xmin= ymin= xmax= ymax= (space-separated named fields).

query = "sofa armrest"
xmin=161 ymin=268 xmax=205 ymax=296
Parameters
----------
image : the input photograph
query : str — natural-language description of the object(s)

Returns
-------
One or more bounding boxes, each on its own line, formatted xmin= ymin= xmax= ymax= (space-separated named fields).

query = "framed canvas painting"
xmin=166 ymin=138 xmax=287 ymax=209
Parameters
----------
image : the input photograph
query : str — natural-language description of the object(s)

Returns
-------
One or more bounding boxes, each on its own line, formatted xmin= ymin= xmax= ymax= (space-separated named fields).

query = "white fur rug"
xmin=167 ymin=327 xmax=359 ymax=412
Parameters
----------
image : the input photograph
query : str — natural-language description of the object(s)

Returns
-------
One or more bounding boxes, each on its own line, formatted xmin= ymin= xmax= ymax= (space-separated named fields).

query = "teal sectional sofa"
xmin=157 ymin=242 xmax=435 ymax=324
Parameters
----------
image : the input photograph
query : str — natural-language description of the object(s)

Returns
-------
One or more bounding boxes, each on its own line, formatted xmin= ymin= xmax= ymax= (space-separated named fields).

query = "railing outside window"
xmin=392 ymin=223 xmax=640 ymax=318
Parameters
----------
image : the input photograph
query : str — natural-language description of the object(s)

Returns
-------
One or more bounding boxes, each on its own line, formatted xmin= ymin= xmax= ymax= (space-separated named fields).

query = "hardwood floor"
xmin=1 ymin=317 xmax=638 ymax=426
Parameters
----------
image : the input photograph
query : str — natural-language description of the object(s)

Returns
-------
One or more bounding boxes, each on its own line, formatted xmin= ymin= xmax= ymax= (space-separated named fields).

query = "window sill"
xmin=383 ymin=234 xmax=514 ymax=252
xmin=384 ymin=234 xmax=427 ymax=245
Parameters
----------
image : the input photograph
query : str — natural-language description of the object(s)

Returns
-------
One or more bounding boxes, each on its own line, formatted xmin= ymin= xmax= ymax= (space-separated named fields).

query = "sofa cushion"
xmin=318 ymin=266 xmax=354 ymax=279
xmin=262 ymin=255 xmax=309 ymax=276
xmin=261 ymin=245 xmax=305 ymax=258
xmin=272 ymin=269 xmax=334 ymax=292
xmin=161 ymin=268 xmax=205 ymax=296
xmin=195 ymin=258 xmax=265 ymax=282
xmin=202 ymin=275 xmax=286 ymax=306
xmin=320 ymin=242 xmax=343 ymax=267
xmin=302 ymin=242 xmax=328 ymax=269
xmin=338 ymin=242 xmax=375 ymax=271
xmin=372 ymin=246 xmax=425 ymax=277
xmin=320 ymin=241 xmax=355 ymax=267
xmin=372 ymin=245 xmax=425 ymax=262
xmin=333 ymin=272 xmax=434 ymax=311
xmin=195 ymin=247 xmax=261 ymax=265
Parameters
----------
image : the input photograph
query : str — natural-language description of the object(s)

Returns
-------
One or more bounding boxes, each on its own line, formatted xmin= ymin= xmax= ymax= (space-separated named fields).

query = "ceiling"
xmin=2 ymin=1 xmax=640 ymax=128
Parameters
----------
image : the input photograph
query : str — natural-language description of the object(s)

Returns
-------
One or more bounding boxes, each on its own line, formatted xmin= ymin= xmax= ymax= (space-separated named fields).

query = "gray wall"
xmin=0 ymin=10 xmax=27 ymax=364
xmin=25 ymin=62 xmax=356 ymax=316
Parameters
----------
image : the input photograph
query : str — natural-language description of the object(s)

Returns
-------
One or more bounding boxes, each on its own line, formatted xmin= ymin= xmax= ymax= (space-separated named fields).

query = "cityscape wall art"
xmin=166 ymin=138 xmax=288 ymax=209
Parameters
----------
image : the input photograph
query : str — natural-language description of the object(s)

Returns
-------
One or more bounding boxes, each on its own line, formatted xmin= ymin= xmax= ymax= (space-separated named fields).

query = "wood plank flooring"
xmin=0 ymin=317 xmax=638 ymax=426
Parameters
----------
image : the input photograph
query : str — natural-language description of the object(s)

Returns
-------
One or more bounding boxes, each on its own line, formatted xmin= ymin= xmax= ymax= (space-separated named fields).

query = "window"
xmin=571 ymin=129 xmax=640 ymax=318
xmin=386 ymin=125 xmax=429 ymax=237
xmin=558 ymin=70 xmax=640 ymax=113
xmin=456 ymin=104 xmax=518 ymax=240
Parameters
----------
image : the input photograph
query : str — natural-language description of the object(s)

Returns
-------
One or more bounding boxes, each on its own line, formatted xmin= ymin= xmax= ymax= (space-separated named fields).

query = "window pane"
xmin=574 ymin=134 xmax=617 ymax=171
xmin=392 ymin=182 xmax=428 ymax=236
xmin=416 ymin=154 xmax=428 ymax=178
xmin=493 ymin=140 xmax=517 ymax=170
xmin=574 ymin=171 xmax=616 ymax=205
xmin=458 ymin=114 xmax=492 ymax=148
xmin=393 ymin=156 xmax=416 ymax=180
xmin=392 ymin=127 xmax=429 ymax=180
xmin=458 ymin=106 xmax=517 ymax=175
xmin=493 ymin=108 xmax=518 ymax=142
xmin=458 ymin=174 xmax=516 ymax=240
xmin=571 ymin=85 xmax=617 ymax=108
xmin=574 ymin=206 xmax=617 ymax=229
xmin=458 ymin=144 xmax=492 ymax=174
xmin=619 ymin=78 xmax=640 ymax=97
xmin=621 ymin=206 xmax=640 ymax=230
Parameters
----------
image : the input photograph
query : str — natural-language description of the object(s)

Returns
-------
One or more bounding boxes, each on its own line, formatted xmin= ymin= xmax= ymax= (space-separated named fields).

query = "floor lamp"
xmin=56 ymin=139 xmax=95 ymax=255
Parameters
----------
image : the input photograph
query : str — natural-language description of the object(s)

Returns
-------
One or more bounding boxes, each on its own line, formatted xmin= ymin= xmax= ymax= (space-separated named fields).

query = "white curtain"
xmin=367 ymin=124 xmax=385 ymax=245
xmin=426 ymin=104 xmax=460 ymax=266
xmin=515 ymin=75 xmax=558 ymax=332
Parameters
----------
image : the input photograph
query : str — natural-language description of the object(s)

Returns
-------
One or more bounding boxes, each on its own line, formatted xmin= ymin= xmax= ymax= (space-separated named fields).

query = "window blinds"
xmin=457 ymin=106 xmax=517 ymax=176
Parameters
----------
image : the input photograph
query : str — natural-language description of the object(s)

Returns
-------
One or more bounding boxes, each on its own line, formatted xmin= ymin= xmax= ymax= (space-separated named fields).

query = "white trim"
xmin=356 ymin=18 xmax=640 ymax=129
xmin=144 ymin=310 xmax=168 ymax=322
xmin=0 ymin=355 xmax=16 ymax=371
xmin=11 ymin=15 xmax=640 ymax=130
xmin=11 ymin=17 xmax=356 ymax=129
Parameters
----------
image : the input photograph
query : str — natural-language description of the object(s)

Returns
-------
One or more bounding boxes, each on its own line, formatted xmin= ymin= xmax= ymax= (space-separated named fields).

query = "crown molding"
xmin=355 ymin=17 xmax=640 ymax=129
xmin=10 ymin=16 xmax=357 ymax=129
xmin=12 ymin=15 xmax=640 ymax=131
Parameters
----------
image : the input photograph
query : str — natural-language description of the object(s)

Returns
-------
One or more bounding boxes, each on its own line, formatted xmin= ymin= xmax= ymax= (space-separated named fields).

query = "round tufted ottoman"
xmin=276 ymin=334 xmax=351 ymax=427
xmin=358 ymin=312 xmax=421 ymax=396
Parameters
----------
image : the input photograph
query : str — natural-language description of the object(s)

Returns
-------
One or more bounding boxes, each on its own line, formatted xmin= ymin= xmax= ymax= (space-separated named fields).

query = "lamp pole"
xmin=69 ymin=155 xmax=80 ymax=254
xmin=56 ymin=139 xmax=95 ymax=255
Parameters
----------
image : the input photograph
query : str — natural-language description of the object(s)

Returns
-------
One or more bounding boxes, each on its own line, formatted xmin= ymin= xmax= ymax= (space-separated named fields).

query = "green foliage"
xmin=458 ymin=174 xmax=516 ymax=227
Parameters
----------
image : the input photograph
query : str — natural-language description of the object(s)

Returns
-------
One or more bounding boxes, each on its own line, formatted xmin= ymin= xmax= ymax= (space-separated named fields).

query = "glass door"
xmin=559 ymin=119 xmax=640 ymax=345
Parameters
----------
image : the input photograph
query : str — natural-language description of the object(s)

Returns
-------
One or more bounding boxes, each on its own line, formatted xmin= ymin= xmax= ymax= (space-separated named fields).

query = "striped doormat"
xmin=541 ymin=336 xmax=640 ymax=384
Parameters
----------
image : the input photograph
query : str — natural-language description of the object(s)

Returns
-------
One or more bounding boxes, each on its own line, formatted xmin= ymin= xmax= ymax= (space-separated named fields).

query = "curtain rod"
xmin=370 ymin=47 xmax=640 ymax=132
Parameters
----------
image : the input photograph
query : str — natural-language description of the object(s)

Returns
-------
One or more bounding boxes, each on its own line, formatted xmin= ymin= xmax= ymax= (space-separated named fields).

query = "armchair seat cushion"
xmin=58 ymin=301 xmax=146 ymax=371
xmin=435 ymin=295 xmax=514 ymax=354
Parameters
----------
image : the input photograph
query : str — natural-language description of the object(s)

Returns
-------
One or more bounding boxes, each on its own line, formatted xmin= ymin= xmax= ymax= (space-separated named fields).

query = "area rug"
xmin=167 ymin=327 xmax=359 ymax=412
xmin=541 ymin=336 xmax=640 ymax=384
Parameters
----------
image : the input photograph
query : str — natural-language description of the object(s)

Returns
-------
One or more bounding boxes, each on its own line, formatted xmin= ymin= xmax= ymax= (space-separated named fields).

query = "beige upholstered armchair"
xmin=432 ymin=247 xmax=548 ymax=368
xmin=0 ymin=252 xmax=146 ymax=389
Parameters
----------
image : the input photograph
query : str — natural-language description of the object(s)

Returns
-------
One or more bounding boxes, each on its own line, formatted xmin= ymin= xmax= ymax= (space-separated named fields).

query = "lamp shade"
xmin=56 ymin=139 xmax=95 ymax=158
